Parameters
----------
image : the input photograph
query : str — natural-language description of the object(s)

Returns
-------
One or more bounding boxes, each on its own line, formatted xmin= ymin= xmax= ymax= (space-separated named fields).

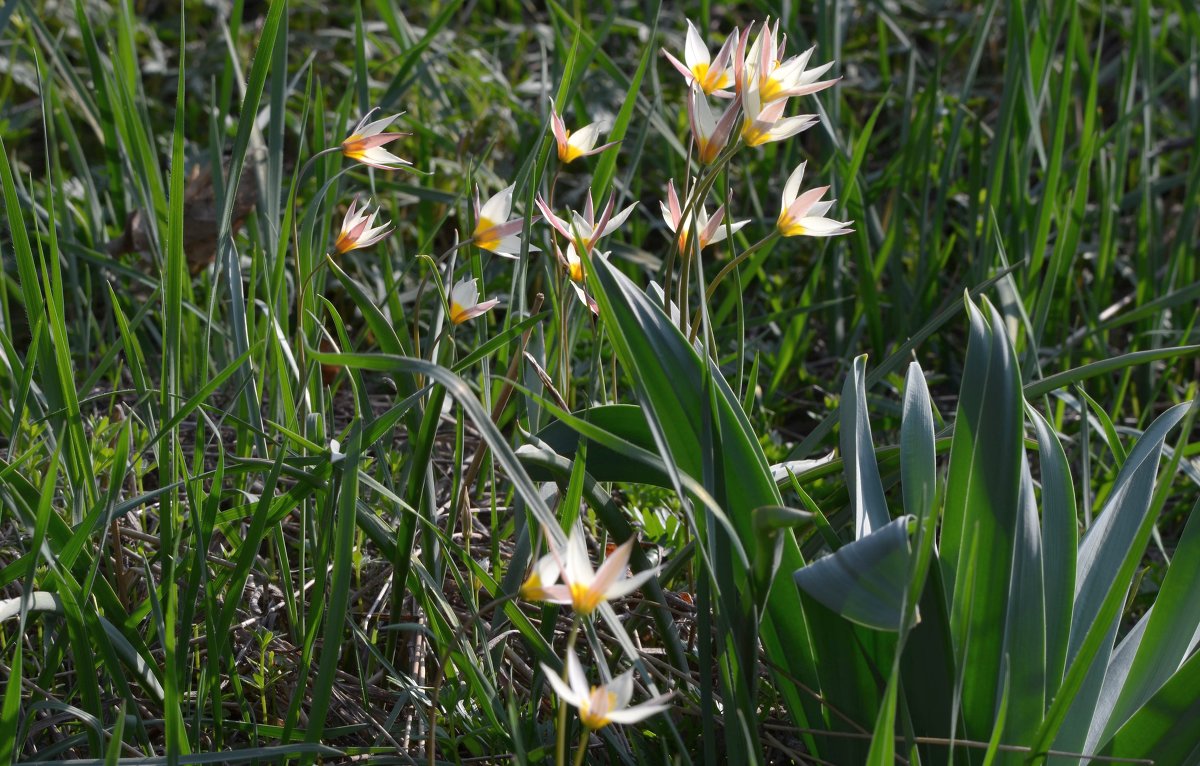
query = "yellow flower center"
xmin=741 ymin=121 xmax=769 ymax=147
xmin=341 ymin=135 xmax=368 ymax=159
xmin=568 ymin=258 xmax=584 ymax=283
xmin=334 ymin=231 xmax=356 ymax=254
xmin=569 ymin=582 xmax=604 ymax=615
xmin=697 ymin=136 xmax=721 ymax=165
xmin=759 ymin=74 xmax=785 ymax=103
xmin=519 ymin=573 xmax=545 ymax=601
xmin=560 ymin=134 xmax=585 ymax=164
xmin=474 ymin=217 xmax=500 ymax=252
xmin=449 ymin=301 xmax=470 ymax=324
xmin=579 ymin=690 xmax=617 ymax=730
xmin=777 ymin=212 xmax=805 ymax=237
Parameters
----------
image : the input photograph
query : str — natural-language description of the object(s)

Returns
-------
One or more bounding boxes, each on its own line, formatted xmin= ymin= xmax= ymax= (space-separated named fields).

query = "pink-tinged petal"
xmin=351 ymin=132 xmax=405 ymax=151
xmin=538 ymin=584 xmax=574 ymax=605
xmin=455 ymin=298 xmax=499 ymax=323
xmin=666 ymin=180 xmax=682 ymax=227
xmin=683 ymin=20 xmax=709 ymax=69
xmin=549 ymin=98 xmax=569 ymax=147
xmin=578 ymin=139 xmax=621 ymax=158
xmin=662 ymin=49 xmax=696 ymax=83
xmin=535 ymin=197 xmax=573 ymax=240
xmin=766 ymin=114 xmax=819 ymax=142
xmin=780 ymin=77 xmax=840 ymax=99
xmin=584 ymin=190 xmax=596 ymax=226
xmin=570 ymin=280 xmax=598 ymax=315
xmin=354 ymin=111 xmax=404 ymax=138
xmin=590 ymin=537 xmax=635 ymax=595
xmin=797 ymin=216 xmax=853 ymax=236
xmin=699 ymin=203 xmax=727 ymax=245
xmin=710 ymin=28 xmax=737 ymax=77
xmin=782 ymin=161 xmax=807 ymax=209
xmin=659 ymin=200 xmax=676 ymax=231
xmin=481 ymin=217 xmax=531 ymax=241
xmin=786 ymin=185 xmax=830 ymax=220
xmin=542 ymin=663 xmax=584 ymax=707
xmin=734 ymin=21 xmax=754 ymax=93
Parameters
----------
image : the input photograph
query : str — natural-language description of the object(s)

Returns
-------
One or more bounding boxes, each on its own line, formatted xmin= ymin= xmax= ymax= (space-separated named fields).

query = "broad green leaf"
xmin=941 ymin=296 xmax=1024 ymax=739
xmin=794 ymin=516 xmax=913 ymax=631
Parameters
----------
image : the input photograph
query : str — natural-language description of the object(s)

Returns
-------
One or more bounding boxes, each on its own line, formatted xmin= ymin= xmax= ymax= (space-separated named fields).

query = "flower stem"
xmin=571 ymin=728 xmax=590 ymax=766
xmin=555 ymin=619 xmax=581 ymax=766
xmin=689 ymin=232 xmax=779 ymax=342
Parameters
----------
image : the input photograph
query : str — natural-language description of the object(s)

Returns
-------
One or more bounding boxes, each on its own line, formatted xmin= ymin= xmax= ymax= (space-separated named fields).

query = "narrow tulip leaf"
xmin=532 ymin=403 xmax=665 ymax=485
xmin=794 ymin=517 xmax=914 ymax=632
xmin=841 ymin=355 xmax=891 ymax=539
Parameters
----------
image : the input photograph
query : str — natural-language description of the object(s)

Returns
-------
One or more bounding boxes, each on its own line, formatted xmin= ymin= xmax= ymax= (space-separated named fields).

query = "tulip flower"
xmin=341 ymin=109 xmax=411 ymax=170
xmin=472 ymin=185 xmax=538 ymax=258
xmin=334 ymin=198 xmax=392 ymax=254
xmin=448 ymin=278 xmax=499 ymax=325
xmin=660 ymin=179 xmax=748 ymax=252
xmin=743 ymin=19 xmax=837 ymax=103
xmin=740 ymin=84 xmax=818 ymax=147
xmin=550 ymin=98 xmax=620 ymax=164
xmin=541 ymin=651 xmax=673 ymax=730
xmin=536 ymin=191 xmax=637 ymax=254
xmin=539 ymin=527 xmax=657 ymax=616
xmin=663 ymin=21 xmax=738 ymax=97
xmin=519 ymin=552 xmax=561 ymax=601
xmin=687 ymin=90 xmax=740 ymax=164
xmin=776 ymin=162 xmax=853 ymax=238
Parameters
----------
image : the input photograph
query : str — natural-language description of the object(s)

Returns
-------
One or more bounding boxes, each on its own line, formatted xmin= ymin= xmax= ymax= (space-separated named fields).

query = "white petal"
xmin=684 ymin=20 xmax=710 ymax=69
xmin=598 ymin=202 xmax=638 ymax=238
xmin=782 ymin=162 xmax=807 ymax=211
xmin=608 ymin=669 xmax=635 ymax=709
xmin=566 ymin=653 xmax=590 ymax=698
xmin=605 ymin=699 xmax=672 ymax=725
xmin=601 ymin=567 xmax=658 ymax=600
xmin=798 ymin=216 xmax=852 ymax=235
xmin=569 ymin=123 xmax=603 ymax=154
xmin=542 ymin=663 xmax=584 ymax=707
xmin=479 ymin=185 xmax=514 ymax=223
xmin=565 ymin=527 xmax=594 ymax=585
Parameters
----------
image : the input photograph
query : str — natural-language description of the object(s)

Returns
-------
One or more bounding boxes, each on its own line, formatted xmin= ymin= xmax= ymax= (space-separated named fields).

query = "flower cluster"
xmin=665 ymin=16 xmax=853 ymax=240
xmin=520 ymin=527 xmax=670 ymax=734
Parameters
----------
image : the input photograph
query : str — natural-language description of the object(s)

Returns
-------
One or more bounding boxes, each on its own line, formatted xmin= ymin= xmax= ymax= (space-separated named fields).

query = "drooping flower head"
xmin=554 ymin=242 xmax=607 ymax=315
xmin=776 ymin=162 xmax=853 ymax=238
xmin=472 ymin=185 xmax=538 ymax=258
xmin=660 ymin=179 xmax=748 ymax=253
xmin=341 ymin=109 xmax=411 ymax=170
xmin=448 ymin=278 xmax=499 ymax=325
xmin=687 ymin=90 xmax=740 ymax=164
xmin=541 ymin=651 xmax=673 ymax=730
xmin=334 ymin=198 xmax=392 ymax=254
xmin=550 ymin=98 xmax=620 ymax=164
xmin=536 ymin=191 xmax=637 ymax=254
xmin=539 ymin=527 xmax=658 ymax=616
xmin=663 ymin=21 xmax=738 ymax=97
